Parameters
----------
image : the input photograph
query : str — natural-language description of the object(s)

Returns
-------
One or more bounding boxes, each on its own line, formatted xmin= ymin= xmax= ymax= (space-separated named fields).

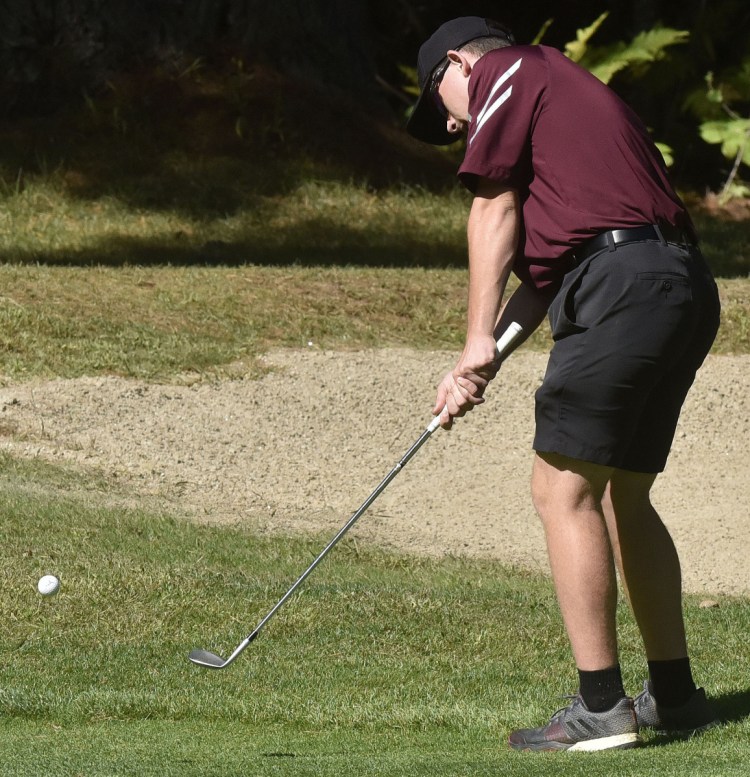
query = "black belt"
xmin=570 ymin=223 xmax=697 ymax=266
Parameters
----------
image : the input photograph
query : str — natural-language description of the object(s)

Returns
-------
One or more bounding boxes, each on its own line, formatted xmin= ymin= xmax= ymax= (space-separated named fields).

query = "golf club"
xmin=189 ymin=321 xmax=524 ymax=669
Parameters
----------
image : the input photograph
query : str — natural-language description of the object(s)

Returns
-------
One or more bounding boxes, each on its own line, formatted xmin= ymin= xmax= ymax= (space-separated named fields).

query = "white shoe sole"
xmin=567 ymin=733 xmax=642 ymax=751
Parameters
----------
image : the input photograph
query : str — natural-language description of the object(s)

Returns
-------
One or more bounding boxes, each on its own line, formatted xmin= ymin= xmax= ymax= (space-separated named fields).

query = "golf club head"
xmin=189 ymin=633 xmax=256 ymax=669
xmin=189 ymin=648 xmax=228 ymax=668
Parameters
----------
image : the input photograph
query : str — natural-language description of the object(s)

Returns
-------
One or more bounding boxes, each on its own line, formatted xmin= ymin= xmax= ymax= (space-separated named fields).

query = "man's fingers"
xmin=432 ymin=381 xmax=450 ymax=416
xmin=433 ymin=371 xmax=487 ymax=429
xmin=455 ymin=376 xmax=485 ymax=405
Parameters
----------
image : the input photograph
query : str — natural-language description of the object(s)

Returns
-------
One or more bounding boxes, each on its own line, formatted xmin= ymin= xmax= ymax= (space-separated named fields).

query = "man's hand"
xmin=432 ymin=333 xmax=501 ymax=429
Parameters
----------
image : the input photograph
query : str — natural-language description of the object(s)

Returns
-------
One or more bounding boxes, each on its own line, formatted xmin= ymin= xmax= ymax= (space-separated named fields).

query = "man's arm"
xmin=433 ymin=179 xmax=519 ymax=427
xmin=494 ymin=278 xmax=552 ymax=347
xmin=433 ymin=180 xmax=553 ymax=428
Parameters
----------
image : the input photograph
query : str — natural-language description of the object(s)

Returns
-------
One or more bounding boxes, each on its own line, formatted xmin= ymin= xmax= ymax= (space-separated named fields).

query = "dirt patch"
xmin=1 ymin=349 xmax=747 ymax=596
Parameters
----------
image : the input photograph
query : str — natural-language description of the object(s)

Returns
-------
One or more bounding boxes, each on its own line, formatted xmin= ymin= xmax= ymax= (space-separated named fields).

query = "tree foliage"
xmin=573 ymin=22 xmax=690 ymax=86
xmin=0 ymin=0 xmax=375 ymax=114
xmin=0 ymin=0 xmax=748 ymax=195
xmin=697 ymin=67 xmax=750 ymax=200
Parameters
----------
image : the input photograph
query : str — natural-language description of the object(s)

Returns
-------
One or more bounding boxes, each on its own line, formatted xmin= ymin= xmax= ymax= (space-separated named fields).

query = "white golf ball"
xmin=37 ymin=574 xmax=60 ymax=596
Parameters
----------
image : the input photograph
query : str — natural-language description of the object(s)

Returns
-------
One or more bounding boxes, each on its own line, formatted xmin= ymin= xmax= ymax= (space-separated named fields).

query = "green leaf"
xmin=700 ymin=119 xmax=750 ymax=164
xmin=564 ymin=12 xmax=609 ymax=62
xmin=585 ymin=27 xmax=690 ymax=84
xmin=655 ymin=142 xmax=674 ymax=167
xmin=629 ymin=27 xmax=691 ymax=59
xmin=532 ymin=18 xmax=554 ymax=46
xmin=719 ymin=181 xmax=750 ymax=203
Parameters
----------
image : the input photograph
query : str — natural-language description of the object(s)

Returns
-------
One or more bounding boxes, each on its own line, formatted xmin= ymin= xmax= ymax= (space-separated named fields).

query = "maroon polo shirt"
xmin=458 ymin=45 xmax=691 ymax=292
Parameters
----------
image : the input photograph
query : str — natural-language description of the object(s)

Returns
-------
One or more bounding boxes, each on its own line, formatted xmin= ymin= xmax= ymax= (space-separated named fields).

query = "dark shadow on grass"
xmin=644 ymin=688 xmax=750 ymax=749
xmin=692 ymin=212 xmax=750 ymax=278
xmin=0 ymin=64 xmax=460 ymax=221
xmin=711 ymin=688 xmax=750 ymax=726
xmin=3 ymin=228 xmax=748 ymax=275
xmin=0 ymin=230 xmax=468 ymax=269
xmin=1 ymin=64 xmax=747 ymax=276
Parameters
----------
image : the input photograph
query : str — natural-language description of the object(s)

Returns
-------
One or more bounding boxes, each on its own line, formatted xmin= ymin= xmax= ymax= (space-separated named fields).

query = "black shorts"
xmin=533 ymin=239 xmax=721 ymax=473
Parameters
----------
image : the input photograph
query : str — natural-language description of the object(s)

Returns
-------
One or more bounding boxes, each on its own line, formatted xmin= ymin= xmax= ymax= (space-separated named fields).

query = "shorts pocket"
xmin=635 ymin=271 xmax=690 ymax=283
xmin=549 ymin=270 xmax=588 ymax=341
xmin=635 ymin=271 xmax=692 ymax=305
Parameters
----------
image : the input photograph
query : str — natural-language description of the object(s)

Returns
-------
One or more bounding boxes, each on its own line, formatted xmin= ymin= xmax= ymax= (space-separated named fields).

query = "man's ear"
xmin=447 ymin=49 xmax=473 ymax=77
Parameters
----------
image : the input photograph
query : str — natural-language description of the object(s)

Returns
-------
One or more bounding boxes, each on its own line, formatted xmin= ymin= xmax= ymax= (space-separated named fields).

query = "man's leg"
xmin=601 ymin=469 xmax=687 ymax=660
xmin=600 ymin=470 xmax=716 ymax=730
xmin=507 ymin=451 xmax=640 ymax=751
xmin=600 ymin=469 xmax=717 ymax=732
xmin=530 ymin=451 xmax=619 ymax=670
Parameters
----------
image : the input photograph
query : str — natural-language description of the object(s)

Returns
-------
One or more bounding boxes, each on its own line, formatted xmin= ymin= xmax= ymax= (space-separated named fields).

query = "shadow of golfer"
xmin=712 ymin=688 xmax=750 ymax=726
xmin=646 ymin=687 xmax=750 ymax=748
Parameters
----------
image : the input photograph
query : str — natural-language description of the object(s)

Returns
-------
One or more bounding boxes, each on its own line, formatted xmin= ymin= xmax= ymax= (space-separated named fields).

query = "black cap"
xmin=406 ymin=17 xmax=514 ymax=146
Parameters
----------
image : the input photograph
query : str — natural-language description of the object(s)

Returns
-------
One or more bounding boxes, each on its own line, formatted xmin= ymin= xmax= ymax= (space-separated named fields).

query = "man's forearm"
xmin=495 ymin=281 xmax=552 ymax=348
xmin=465 ymin=185 xmax=520 ymax=341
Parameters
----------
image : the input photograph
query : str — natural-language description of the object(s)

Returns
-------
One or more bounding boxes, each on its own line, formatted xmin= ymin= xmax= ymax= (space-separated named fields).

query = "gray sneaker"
xmin=508 ymin=695 xmax=641 ymax=752
xmin=634 ymin=681 xmax=718 ymax=734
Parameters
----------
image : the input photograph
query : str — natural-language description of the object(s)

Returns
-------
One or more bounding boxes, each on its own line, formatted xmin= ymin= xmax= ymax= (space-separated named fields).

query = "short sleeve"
xmin=458 ymin=48 xmax=545 ymax=193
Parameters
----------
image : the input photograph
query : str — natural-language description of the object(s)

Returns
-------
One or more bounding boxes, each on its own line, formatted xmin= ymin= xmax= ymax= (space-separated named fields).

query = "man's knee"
xmin=531 ymin=452 xmax=612 ymax=520
xmin=530 ymin=463 xmax=553 ymax=518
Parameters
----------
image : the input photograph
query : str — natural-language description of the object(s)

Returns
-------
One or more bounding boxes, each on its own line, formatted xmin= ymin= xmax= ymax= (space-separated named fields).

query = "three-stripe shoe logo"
xmin=470 ymin=57 xmax=523 ymax=144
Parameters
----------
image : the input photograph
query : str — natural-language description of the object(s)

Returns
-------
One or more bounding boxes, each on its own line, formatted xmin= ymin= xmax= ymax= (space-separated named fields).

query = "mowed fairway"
xmin=1 ymin=454 xmax=750 ymax=776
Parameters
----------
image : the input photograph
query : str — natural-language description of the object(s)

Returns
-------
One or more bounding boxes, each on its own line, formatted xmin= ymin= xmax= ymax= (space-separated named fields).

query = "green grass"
xmin=1 ymin=455 xmax=749 ymax=776
xmin=0 ymin=260 xmax=746 ymax=384
xmin=0 ymin=150 xmax=748 ymax=772
xmin=0 ymin=172 xmax=746 ymax=385
xmin=0 ymin=174 xmax=472 ymax=267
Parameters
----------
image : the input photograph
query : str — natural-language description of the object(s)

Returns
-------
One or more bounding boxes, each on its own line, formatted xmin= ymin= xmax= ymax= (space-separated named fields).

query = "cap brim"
xmin=406 ymin=88 xmax=461 ymax=146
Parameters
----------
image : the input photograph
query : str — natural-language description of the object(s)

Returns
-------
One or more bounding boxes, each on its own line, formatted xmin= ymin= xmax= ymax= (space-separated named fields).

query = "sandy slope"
xmin=1 ymin=349 xmax=747 ymax=596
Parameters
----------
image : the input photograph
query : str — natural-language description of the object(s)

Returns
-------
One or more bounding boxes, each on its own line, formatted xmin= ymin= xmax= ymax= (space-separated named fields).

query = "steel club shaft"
xmin=189 ymin=321 xmax=524 ymax=669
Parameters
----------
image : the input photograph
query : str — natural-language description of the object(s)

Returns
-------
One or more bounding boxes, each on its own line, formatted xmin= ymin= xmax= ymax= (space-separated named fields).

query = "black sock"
xmin=578 ymin=665 xmax=626 ymax=712
xmin=647 ymin=657 xmax=697 ymax=708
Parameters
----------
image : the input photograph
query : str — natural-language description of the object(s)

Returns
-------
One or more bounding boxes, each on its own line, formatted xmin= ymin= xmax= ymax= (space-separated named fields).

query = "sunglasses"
xmin=429 ymin=58 xmax=451 ymax=118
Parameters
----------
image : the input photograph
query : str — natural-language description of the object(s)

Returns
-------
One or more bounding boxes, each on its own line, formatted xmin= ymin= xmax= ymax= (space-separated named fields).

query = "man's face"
xmin=434 ymin=51 xmax=473 ymax=137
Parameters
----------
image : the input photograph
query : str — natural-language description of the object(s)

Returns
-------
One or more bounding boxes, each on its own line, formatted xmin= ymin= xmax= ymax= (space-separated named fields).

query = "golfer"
xmin=407 ymin=17 xmax=720 ymax=751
